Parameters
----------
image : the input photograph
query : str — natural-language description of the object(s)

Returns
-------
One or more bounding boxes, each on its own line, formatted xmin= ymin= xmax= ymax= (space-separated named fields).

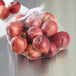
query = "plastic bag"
xmin=6 ymin=6 xmax=70 ymax=60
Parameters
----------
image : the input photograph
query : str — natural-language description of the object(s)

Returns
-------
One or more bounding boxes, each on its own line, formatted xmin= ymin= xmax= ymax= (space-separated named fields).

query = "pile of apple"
xmin=0 ymin=0 xmax=21 ymax=19
xmin=6 ymin=8 xmax=70 ymax=60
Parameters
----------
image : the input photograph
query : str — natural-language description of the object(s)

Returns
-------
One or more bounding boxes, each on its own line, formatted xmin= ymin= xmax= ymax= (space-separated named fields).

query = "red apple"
xmin=27 ymin=26 xmax=43 ymax=39
xmin=12 ymin=14 xmax=25 ymax=20
xmin=25 ymin=44 xmax=42 ymax=60
xmin=45 ymin=42 xmax=57 ymax=58
xmin=52 ymin=31 xmax=70 ymax=50
xmin=0 ymin=0 xmax=5 ymax=6
xmin=25 ymin=15 xmax=41 ymax=28
xmin=6 ymin=21 xmax=23 ymax=37
xmin=41 ymin=20 xmax=58 ymax=37
xmin=11 ymin=36 xmax=27 ymax=54
xmin=32 ymin=36 xmax=50 ymax=53
xmin=0 ymin=6 xmax=9 ymax=19
xmin=8 ymin=1 xmax=21 ymax=13
xmin=41 ymin=12 xmax=55 ymax=22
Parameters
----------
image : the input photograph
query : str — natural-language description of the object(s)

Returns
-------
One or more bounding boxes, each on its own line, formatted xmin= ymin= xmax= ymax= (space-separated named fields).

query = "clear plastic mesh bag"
xmin=6 ymin=6 xmax=70 ymax=60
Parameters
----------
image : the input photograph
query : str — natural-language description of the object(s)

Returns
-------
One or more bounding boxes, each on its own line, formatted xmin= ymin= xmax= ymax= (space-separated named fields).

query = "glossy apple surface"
xmin=52 ymin=31 xmax=70 ymax=50
xmin=8 ymin=1 xmax=21 ymax=13
xmin=11 ymin=36 xmax=27 ymax=54
xmin=32 ymin=36 xmax=50 ymax=53
xmin=0 ymin=6 xmax=9 ymax=19
xmin=25 ymin=15 xmax=41 ymax=28
xmin=6 ymin=21 xmax=23 ymax=37
xmin=41 ymin=20 xmax=58 ymax=37
xmin=41 ymin=12 xmax=55 ymax=22
xmin=27 ymin=26 xmax=43 ymax=39
xmin=0 ymin=0 xmax=5 ymax=6
xmin=25 ymin=44 xmax=41 ymax=60
xmin=45 ymin=42 xmax=57 ymax=57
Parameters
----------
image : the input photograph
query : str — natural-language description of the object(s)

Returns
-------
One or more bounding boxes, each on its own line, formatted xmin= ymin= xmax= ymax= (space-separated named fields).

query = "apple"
xmin=12 ymin=14 xmax=25 ymax=20
xmin=25 ymin=44 xmax=42 ymax=60
xmin=41 ymin=20 xmax=58 ymax=37
xmin=41 ymin=11 xmax=55 ymax=22
xmin=8 ymin=1 xmax=21 ymax=13
xmin=32 ymin=35 xmax=50 ymax=53
xmin=45 ymin=42 xmax=57 ymax=58
xmin=27 ymin=26 xmax=43 ymax=39
xmin=0 ymin=0 xmax=5 ymax=6
xmin=25 ymin=15 xmax=41 ymax=28
xmin=0 ymin=6 xmax=9 ymax=19
xmin=11 ymin=36 xmax=27 ymax=54
xmin=6 ymin=21 xmax=23 ymax=37
xmin=52 ymin=31 xmax=70 ymax=50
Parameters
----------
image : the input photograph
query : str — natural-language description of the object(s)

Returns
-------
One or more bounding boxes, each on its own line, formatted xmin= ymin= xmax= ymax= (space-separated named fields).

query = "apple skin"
xmin=12 ymin=14 xmax=25 ymax=20
xmin=32 ymin=35 xmax=50 ymax=53
xmin=11 ymin=36 xmax=27 ymax=54
xmin=25 ymin=44 xmax=42 ymax=60
xmin=8 ymin=1 xmax=21 ymax=13
xmin=6 ymin=21 xmax=23 ymax=37
xmin=25 ymin=15 xmax=41 ymax=28
xmin=41 ymin=12 xmax=55 ymax=22
xmin=27 ymin=26 xmax=43 ymax=39
xmin=52 ymin=31 xmax=70 ymax=50
xmin=0 ymin=0 xmax=5 ymax=6
xmin=11 ymin=14 xmax=25 ymax=23
xmin=45 ymin=42 xmax=57 ymax=58
xmin=0 ymin=6 xmax=9 ymax=19
xmin=41 ymin=20 xmax=58 ymax=37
